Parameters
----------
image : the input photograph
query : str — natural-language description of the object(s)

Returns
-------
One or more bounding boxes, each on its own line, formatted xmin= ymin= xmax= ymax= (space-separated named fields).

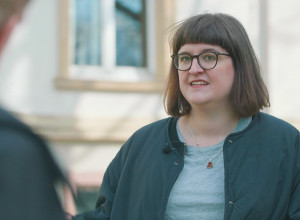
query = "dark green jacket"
xmin=0 ymin=107 xmax=66 ymax=220
xmin=75 ymin=112 xmax=300 ymax=220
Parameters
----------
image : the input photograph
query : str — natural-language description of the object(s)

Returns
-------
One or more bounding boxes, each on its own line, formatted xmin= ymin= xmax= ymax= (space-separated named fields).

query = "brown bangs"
xmin=171 ymin=14 xmax=233 ymax=55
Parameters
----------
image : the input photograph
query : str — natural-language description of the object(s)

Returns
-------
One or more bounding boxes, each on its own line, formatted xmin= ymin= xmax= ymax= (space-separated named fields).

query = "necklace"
xmin=187 ymin=116 xmax=223 ymax=169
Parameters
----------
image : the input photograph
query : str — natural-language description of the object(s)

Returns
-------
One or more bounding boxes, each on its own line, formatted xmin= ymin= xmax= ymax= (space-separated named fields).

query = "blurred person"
xmin=0 ymin=0 xmax=68 ymax=219
xmin=73 ymin=13 xmax=300 ymax=220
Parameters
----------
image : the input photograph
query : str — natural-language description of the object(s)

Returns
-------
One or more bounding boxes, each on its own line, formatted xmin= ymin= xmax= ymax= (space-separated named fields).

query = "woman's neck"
xmin=179 ymin=107 xmax=239 ymax=147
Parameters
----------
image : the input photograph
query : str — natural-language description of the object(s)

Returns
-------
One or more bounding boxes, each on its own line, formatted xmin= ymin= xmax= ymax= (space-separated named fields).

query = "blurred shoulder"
xmin=0 ymin=106 xmax=33 ymax=133
xmin=0 ymin=106 xmax=51 ymax=164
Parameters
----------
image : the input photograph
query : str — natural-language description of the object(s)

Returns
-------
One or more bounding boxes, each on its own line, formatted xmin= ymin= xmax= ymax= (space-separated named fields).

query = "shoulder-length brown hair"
xmin=163 ymin=13 xmax=270 ymax=117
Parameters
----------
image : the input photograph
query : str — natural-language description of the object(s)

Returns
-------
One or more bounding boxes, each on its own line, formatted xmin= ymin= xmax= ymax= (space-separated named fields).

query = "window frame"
xmin=56 ymin=0 xmax=172 ymax=93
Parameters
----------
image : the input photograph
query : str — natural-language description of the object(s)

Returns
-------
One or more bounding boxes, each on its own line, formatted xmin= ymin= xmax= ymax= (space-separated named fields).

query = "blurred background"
xmin=0 ymin=0 xmax=299 ymax=214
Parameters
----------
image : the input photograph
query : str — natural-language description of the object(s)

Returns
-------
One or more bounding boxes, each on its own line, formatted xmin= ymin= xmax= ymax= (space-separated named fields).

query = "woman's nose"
xmin=189 ymin=57 xmax=205 ymax=74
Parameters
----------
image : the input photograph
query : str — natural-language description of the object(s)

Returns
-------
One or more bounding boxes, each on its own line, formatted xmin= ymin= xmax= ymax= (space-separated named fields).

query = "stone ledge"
xmin=14 ymin=113 xmax=160 ymax=143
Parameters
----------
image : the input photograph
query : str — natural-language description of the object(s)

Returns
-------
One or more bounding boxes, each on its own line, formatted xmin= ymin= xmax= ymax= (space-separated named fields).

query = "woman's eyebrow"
xmin=177 ymin=51 xmax=190 ymax=55
xmin=200 ymin=48 xmax=220 ymax=53
xmin=178 ymin=48 xmax=221 ymax=54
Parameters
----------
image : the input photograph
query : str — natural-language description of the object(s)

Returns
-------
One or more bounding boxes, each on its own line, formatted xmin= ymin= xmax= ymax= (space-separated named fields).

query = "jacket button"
xmin=173 ymin=161 xmax=179 ymax=166
xmin=229 ymin=201 xmax=234 ymax=205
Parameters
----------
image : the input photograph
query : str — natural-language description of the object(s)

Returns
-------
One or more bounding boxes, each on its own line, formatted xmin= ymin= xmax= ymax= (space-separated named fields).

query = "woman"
xmin=73 ymin=13 xmax=300 ymax=220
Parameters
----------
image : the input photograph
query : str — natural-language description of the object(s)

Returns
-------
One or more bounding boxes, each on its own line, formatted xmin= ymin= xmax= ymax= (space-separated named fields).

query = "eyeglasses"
xmin=171 ymin=52 xmax=231 ymax=71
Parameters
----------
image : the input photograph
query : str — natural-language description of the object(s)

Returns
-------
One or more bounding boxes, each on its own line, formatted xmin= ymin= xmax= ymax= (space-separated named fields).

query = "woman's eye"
xmin=202 ymin=53 xmax=216 ymax=61
xmin=180 ymin=55 xmax=191 ymax=62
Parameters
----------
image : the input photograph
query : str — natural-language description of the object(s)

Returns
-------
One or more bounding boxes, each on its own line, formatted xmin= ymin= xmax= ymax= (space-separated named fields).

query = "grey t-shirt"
xmin=164 ymin=117 xmax=251 ymax=220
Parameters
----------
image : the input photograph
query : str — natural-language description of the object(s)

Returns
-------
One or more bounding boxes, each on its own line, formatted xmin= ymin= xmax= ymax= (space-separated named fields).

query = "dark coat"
xmin=0 ymin=107 xmax=66 ymax=220
xmin=74 ymin=112 xmax=300 ymax=220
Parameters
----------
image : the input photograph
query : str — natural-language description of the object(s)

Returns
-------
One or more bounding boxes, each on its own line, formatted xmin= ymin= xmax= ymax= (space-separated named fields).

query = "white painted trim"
xmin=70 ymin=65 xmax=153 ymax=82
xmin=146 ymin=0 xmax=156 ymax=75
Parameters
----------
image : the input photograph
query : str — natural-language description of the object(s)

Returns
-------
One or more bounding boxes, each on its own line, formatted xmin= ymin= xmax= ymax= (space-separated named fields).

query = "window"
xmin=71 ymin=0 xmax=151 ymax=82
xmin=115 ymin=0 xmax=147 ymax=67
xmin=72 ymin=0 xmax=102 ymax=66
xmin=72 ymin=0 xmax=147 ymax=68
xmin=57 ymin=0 xmax=172 ymax=92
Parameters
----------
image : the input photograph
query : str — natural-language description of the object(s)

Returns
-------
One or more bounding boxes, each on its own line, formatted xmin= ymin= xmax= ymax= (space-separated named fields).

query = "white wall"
xmin=268 ymin=0 xmax=300 ymax=119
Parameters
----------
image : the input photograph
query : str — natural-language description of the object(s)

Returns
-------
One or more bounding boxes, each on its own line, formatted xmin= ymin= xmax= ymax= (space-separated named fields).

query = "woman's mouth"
xmin=190 ymin=80 xmax=208 ymax=86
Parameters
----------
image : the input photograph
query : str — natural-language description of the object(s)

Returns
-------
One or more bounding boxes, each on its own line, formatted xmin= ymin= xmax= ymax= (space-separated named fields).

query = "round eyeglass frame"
xmin=171 ymin=52 xmax=231 ymax=71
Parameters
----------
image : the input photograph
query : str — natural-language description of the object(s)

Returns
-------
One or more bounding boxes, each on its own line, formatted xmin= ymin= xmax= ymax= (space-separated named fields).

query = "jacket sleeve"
xmin=72 ymin=135 xmax=134 ymax=220
xmin=287 ymin=131 xmax=300 ymax=220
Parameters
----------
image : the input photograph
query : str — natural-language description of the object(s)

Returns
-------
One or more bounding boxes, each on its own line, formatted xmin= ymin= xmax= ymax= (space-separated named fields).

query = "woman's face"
xmin=177 ymin=43 xmax=235 ymax=110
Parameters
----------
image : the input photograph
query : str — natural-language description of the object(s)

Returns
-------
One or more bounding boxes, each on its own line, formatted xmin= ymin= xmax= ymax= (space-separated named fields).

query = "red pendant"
xmin=207 ymin=162 xmax=213 ymax=169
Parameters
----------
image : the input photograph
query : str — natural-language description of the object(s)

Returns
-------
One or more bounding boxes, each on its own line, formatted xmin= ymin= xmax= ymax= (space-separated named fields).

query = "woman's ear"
xmin=0 ymin=15 xmax=20 ymax=55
